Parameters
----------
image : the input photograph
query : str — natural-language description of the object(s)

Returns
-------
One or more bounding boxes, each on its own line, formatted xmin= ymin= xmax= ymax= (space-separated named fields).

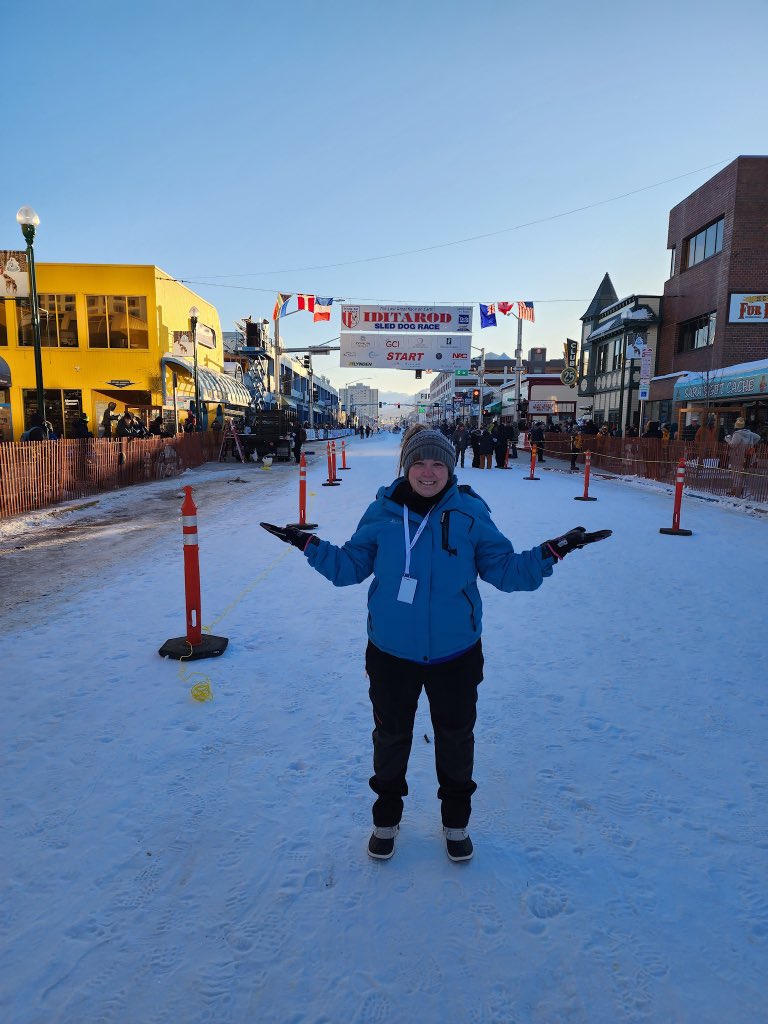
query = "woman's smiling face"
xmin=407 ymin=459 xmax=450 ymax=497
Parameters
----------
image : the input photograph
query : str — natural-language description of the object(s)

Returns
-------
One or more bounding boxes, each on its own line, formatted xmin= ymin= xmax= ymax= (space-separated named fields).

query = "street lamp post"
xmin=189 ymin=306 xmax=201 ymax=431
xmin=16 ymin=206 xmax=45 ymax=424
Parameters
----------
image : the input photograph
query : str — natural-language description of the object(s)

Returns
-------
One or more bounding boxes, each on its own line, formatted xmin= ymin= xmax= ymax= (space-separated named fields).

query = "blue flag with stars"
xmin=479 ymin=303 xmax=497 ymax=328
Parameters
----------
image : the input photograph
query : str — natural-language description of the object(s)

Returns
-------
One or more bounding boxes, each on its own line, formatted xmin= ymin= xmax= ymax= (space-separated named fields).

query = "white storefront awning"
xmin=161 ymin=355 xmax=252 ymax=407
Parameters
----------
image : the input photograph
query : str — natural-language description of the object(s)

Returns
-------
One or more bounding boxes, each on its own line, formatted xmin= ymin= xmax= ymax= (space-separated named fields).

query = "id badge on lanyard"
xmin=398 ymin=505 xmax=430 ymax=604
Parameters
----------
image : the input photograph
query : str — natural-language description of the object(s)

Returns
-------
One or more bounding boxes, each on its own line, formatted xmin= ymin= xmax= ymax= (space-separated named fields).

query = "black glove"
xmin=260 ymin=522 xmax=318 ymax=551
xmin=542 ymin=526 xmax=612 ymax=561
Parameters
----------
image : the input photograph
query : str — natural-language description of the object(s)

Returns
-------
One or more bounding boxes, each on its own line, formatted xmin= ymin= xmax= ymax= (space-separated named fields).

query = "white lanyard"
xmin=403 ymin=504 xmax=430 ymax=578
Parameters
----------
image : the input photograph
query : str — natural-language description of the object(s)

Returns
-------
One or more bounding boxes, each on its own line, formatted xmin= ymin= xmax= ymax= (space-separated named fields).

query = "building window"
xmin=18 ymin=294 xmax=79 ymax=347
xmin=596 ymin=344 xmax=609 ymax=374
xmin=612 ymin=338 xmax=623 ymax=371
xmin=683 ymin=217 xmax=724 ymax=270
xmin=677 ymin=311 xmax=716 ymax=352
xmin=87 ymin=295 xmax=149 ymax=349
xmin=669 ymin=246 xmax=676 ymax=278
xmin=580 ymin=348 xmax=590 ymax=379
xmin=22 ymin=387 xmax=82 ymax=438
xmin=0 ymin=300 xmax=7 ymax=345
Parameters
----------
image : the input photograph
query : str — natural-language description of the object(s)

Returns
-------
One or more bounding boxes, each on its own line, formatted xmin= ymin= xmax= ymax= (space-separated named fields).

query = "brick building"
xmin=650 ymin=156 xmax=768 ymax=437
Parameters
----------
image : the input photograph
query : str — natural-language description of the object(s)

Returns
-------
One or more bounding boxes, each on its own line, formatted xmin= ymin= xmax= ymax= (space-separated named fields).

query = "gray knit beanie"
xmin=401 ymin=429 xmax=456 ymax=476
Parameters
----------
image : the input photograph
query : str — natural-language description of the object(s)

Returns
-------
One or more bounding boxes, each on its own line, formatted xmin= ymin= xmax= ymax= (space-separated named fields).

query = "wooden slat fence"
xmin=539 ymin=434 xmax=768 ymax=503
xmin=0 ymin=435 xmax=217 ymax=519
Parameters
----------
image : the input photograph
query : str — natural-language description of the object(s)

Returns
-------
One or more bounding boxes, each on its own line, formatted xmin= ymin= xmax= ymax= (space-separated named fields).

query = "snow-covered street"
xmin=2 ymin=432 xmax=766 ymax=1023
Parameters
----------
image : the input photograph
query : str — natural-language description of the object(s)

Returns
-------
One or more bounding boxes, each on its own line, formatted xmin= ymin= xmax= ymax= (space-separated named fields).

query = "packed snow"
xmin=2 ymin=433 xmax=766 ymax=1023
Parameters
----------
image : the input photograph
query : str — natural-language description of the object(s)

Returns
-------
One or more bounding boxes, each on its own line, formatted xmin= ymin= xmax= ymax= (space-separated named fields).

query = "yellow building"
xmin=0 ymin=263 xmax=250 ymax=440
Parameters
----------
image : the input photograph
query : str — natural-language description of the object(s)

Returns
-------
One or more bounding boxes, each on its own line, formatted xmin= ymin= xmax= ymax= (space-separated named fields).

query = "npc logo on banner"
xmin=342 ymin=306 xmax=360 ymax=330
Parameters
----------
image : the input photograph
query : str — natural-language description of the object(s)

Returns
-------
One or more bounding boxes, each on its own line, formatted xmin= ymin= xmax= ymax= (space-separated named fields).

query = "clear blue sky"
xmin=5 ymin=0 xmax=766 ymax=400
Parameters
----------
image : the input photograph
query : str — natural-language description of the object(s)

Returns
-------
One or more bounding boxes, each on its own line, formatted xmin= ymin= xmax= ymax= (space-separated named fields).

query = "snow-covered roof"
xmin=589 ymin=306 xmax=657 ymax=341
xmin=587 ymin=315 xmax=623 ymax=340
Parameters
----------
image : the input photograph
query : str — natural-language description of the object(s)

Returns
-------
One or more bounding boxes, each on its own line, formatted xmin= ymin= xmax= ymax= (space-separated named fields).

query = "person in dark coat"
xmin=260 ymin=427 xmax=612 ymax=863
xmin=23 ymin=413 xmax=49 ymax=441
xmin=452 ymin=423 xmax=469 ymax=468
xmin=469 ymin=426 xmax=482 ymax=468
xmin=530 ymin=421 xmax=546 ymax=462
xmin=71 ymin=414 xmax=93 ymax=439
xmin=115 ymin=411 xmax=137 ymax=438
xmin=101 ymin=402 xmax=118 ymax=439
xmin=478 ymin=426 xmax=495 ymax=469
xmin=293 ymin=422 xmax=308 ymax=464
xmin=492 ymin=421 xmax=509 ymax=468
xmin=507 ymin=420 xmax=519 ymax=459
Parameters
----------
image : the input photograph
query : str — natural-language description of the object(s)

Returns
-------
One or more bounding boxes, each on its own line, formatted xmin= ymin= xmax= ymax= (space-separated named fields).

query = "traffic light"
xmin=397 ymin=403 xmax=400 ymax=409
xmin=379 ymin=402 xmax=383 ymax=408
xmin=302 ymin=354 xmax=311 ymax=370
xmin=415 ymin=370 xmax=422 ymax=379
xmin=518 ymin=399 xmax=528 ymax=414
xmin=281 ymin=377 xmax=291 ymax=396
xmin=312 ymin=385 xmax=319 ymax=402
xmin=472 ymin=388 xmax=480 ymax=402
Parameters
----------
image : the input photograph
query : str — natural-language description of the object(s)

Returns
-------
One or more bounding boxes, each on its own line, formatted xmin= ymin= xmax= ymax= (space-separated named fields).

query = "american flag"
xmin=517 ymin=301 xmax=535 ymax=322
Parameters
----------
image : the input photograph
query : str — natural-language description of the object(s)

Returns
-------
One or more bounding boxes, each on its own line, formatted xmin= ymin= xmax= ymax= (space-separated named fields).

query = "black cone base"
xmin=523 ymin=476 xmax=540 ymax=481
xmin=286 ymin=522 xmax=318 ymax=530
xmin=159 ymin=634 xmax=229 ymax=660
xmin=659 ymin=527 xmax=693 ymax=536
xmin=322 ymin=481 xmax=341 ymax=486
xmin=574 ymin=496 xmax=598 ymax=501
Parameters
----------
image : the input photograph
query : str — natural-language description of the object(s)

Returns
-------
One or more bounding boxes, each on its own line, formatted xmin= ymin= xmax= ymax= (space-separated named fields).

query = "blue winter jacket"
xmin=305 ymin=477 xmax=554 ymax=663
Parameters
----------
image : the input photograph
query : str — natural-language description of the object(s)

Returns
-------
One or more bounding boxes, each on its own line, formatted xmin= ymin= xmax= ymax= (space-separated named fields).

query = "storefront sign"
xmin=172 ymin=324 xmax=216 ymax=356
xmin=529 ymin=399 xmax=556 ymax=414
xmin=0 ymin=251 xmax=29 ymax=298
xmin=673 ymin=363 xmax=768 ymax=401
xmin=728 ymin=293 xmax=768 ymax=323
xmin=340 ymin=333 xmax=471 ymax=371
xmin=341 ymin=304 xmax=473 ymax=334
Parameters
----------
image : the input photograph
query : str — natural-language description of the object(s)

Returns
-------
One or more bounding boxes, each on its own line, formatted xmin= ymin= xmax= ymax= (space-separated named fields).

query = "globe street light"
xmin=16 ymin=206 xmax=46 ymax=425
xmin=189 ymin=306 xmax=201 ymax=431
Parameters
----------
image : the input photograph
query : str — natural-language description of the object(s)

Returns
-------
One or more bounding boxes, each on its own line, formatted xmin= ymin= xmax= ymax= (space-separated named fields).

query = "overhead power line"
xmin=180 ymin=158 xmax=730 ymax=280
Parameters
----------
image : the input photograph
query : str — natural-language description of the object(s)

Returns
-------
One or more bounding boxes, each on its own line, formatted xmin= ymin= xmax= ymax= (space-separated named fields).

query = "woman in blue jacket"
xmin=262 ymin=428 xmax=610 ymax=862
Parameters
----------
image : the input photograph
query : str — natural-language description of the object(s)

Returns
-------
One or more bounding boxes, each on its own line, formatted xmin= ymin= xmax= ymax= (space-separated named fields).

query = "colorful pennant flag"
xmin=479 ymin=303 xmax=497 ymax=329
xmin=497 ymin=301 xmax=514 ymax=316
xmin=313 ymin=296 xmax=333 ymax=322
xmin=517 ymin=301 xmax=535 ymax=322
xmin=272 ymin=293 xmax=292 ymax=319
xmin=297 ymin=294 xmax=315 ymax=312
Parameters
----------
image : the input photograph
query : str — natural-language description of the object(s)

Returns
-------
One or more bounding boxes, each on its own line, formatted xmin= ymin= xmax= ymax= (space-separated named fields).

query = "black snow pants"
xmin=365 ymin=641 xmax=483 ymax=830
